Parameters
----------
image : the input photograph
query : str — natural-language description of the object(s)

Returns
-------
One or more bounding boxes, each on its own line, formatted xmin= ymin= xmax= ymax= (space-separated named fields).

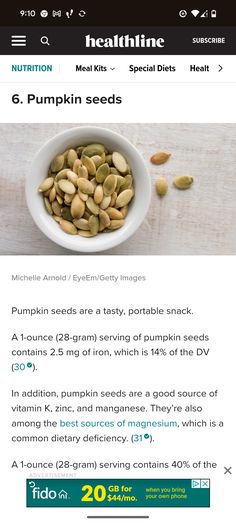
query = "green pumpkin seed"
xmin=96 ymin=162 xmax=110 ymax=183
xmin=81 ymin=155 xmax=96 ymax=176
xmin=61 ymin=206 xmax=73 ymax=221
xmin=78 ymin=165 xmax=88 ymax=179
xmin=44 ymin=197 xmax=53 ymax=215
xmin=103 ymin=174 xmax=117 ymax=196
xmin=116 ymin=175 xmax=126 ymax=193
xmin=120 ymin=174 xmax=133 ymax=191
xmin=82 ymin=143 xmax=105 ymax=157
xmin=88 ymin=215 xmax=99 ymax=235
xmin=91 ymin=155 xmax=104 ymax=168
xmin=51 ymin=200 xmax=62 ymax=216
xmin=106 ymin=154 xmax=112 ymax=165
xmin=99 ymin=209 xmax=110 ymax=229
xmin=76 ymin=146 xmax=85 ymax=157
xmin=173 ymin=175 xmax=194 ymax=189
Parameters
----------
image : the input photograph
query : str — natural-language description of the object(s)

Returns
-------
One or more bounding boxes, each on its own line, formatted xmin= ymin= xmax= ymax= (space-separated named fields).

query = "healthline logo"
xmin=85 ymin=33 xmax=165 ymax=48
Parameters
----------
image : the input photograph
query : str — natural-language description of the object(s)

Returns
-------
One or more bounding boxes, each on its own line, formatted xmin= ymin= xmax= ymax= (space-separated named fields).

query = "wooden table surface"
xmin=1 ymin=123 xmax=236 ymax=255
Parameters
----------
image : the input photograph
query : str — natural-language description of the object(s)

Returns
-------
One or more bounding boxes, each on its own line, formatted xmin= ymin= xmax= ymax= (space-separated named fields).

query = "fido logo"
xmin=28 ymin=481 xmax=57 ymax=499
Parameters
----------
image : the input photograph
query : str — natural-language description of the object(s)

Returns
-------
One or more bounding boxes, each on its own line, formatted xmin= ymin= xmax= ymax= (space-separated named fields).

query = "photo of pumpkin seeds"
xmin=38 ymin=143 xmax=134 ymax=237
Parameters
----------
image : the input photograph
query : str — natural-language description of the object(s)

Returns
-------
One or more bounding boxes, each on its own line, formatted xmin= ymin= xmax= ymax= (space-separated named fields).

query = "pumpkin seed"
xmin=49 ymin=186 xmax=56 ymax=202
xmin=110 ymin=191 xmax=117 ymax=207
xmin=106 ymin=207 xmax=123 ymax=220
xmin=67 ymin=170 xmax=78 ymax=186
xmin=112 ymin=152 xmax=128 ymax=174
xmin=103 ymin=174 xmax=117 ymax=196
xmin=120 ymin=174 xmax=133 ymax=191
xmin=64 ymin=193 xmax=74 ymax=204
xmin=150 ymin=151 xmax=171 ymax=165
xmin=76 ymin=146 xmax=85 ymax=157
xmin=155 ymin=177 xmax=168 ymax=197
xmin=44 ymin=197 xmax=53 ymax=215
xmin=73 ymin=158 xmax=82 ymax=174
xmin=82 ymin=143 xmax=105 ymax=157
xmin=86 ymin=197 xmax=100 ymax=215
xmin=108 ymin=219 xmax=125 ymax=230
xmin=88 ymin=215 xmax=99 ymax=235
xmin=61 ymin=206 xmax=73 ymax=221
xmin=38 ymin=177 xmax=54 ymax=192
xmin=73 ymin=218 xmax=90 ymax=230
xmin=51 ymin=200 xmax=62 ymax=216
xmin=99 ymin=209 xmax=110 ymax=229
xmin=78 ymin=190 xmax=89 ymax=202
xmin=51 ymin=154 xmax=64 ymax=173
xmin=116 ymin=175 xmax=126 ymax=193
xmin=120 ymin=205 xmax=128 ymax=218
xmin=43 ymin=188 xmax=51 ymax=197
xmin=116 ymin=189 xmax=133 ymax=208
xmin=91 ymin=155 xmax=104 ymax=168
xmin=78 ymin=165 xmax=89 ymax=179
xmin=96 ymin=162 xmax=110 ymax=183
xmin=56 ymin=194 xmax=63 ymax=205
xmin=67 ymin=149 xmax=78 ymax=168
xmin=81 ymin=155 xmax=96 ymax=176
xmin=100 ymin=195 xmax=111 ymax=210
xmin=78 ymin=230 xmax=96 ymax=237
xmin=106 ymin=154 xmax=112 ymax=165
xmin=55 ymin=169 xmax=69 ymax=181
xmin=58 ymin=179 xmax=76 ymax=195
xmin=173 ymin=175 xmax=194 ymax=189
xmin=94 ymin=184 xmax=104 ymax=204
xmin=71 ymin=194 xmax=85 ymax=218
xmin=77 ymin=178 xmax=94 ymax=195
xmin=60 ymin=219 xmax=77 ymax=235
xmin=53 ymin=215 xmax=61 ymax=223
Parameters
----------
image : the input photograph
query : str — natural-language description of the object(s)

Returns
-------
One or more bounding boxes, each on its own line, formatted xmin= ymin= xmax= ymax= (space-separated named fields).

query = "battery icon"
xmin=211 ymin=9 xmax=217 ymax=18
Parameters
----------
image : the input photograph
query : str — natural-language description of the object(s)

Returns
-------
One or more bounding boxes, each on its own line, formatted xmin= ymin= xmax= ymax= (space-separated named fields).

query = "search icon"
xmin=40 ymin=36 xmax=50 ymax=45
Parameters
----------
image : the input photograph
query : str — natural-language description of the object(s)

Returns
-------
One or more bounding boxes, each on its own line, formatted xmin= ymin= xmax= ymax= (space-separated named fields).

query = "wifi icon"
xmin=191 ymin=9 xmax=200 ymax=17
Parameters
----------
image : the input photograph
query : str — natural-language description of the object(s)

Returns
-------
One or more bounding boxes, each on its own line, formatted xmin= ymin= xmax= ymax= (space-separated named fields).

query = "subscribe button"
xmin=26 ymin=479 xmax=210 ymax=507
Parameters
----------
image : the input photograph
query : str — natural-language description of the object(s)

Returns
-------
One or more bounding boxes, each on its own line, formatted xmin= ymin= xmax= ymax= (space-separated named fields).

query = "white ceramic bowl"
xmin=25 ymin=126 xmax=151 ymax=253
